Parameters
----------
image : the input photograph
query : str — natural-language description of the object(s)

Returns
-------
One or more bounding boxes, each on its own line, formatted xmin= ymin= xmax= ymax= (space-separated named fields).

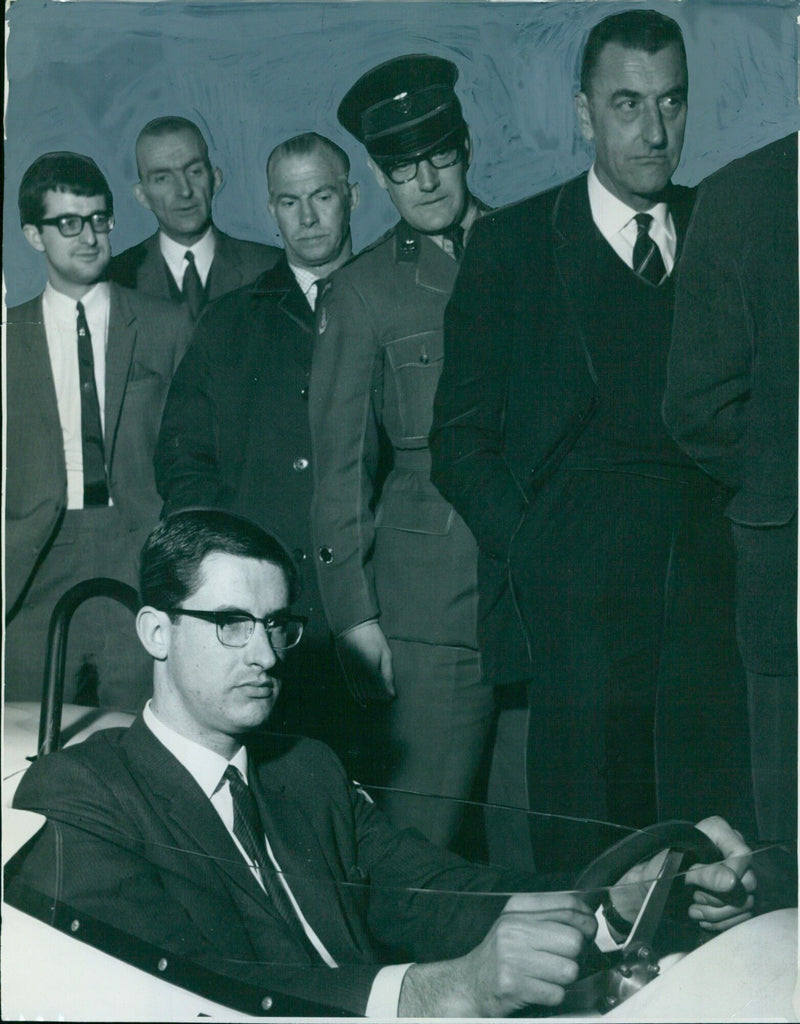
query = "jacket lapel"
xmin=103 ymin=285 xmax=137 ymax=469
xmin=208 ymin=229 xmax=245 ymax=298
xmin=550 ymin=174 xmax=603 ymax=325
xmin=138 ymin=234 xmax=173 ymax=298
xmin=15 ymin=297 xmax=63 ymax=444
xmin=120 ymin=717 xmax=280 ymax=921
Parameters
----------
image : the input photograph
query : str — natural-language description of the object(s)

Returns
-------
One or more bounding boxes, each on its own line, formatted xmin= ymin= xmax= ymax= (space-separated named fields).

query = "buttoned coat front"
xmin=310 ymin=225 xmax=478 ymax=647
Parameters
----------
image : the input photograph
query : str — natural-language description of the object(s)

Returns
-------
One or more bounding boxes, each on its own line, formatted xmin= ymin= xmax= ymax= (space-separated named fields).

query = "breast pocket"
xmin=383 ymin=331 xmax=443 ymax=441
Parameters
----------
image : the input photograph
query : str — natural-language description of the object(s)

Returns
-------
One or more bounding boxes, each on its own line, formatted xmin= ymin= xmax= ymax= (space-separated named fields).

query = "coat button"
xmin=158 ymin=958 xmax=168 ymax=971
xmin=293 ymin=457 xmax=309 ymax=472
xmin=292 ymin=548 xmax=307 ymax=563
xmin=318 ymin=546 xmax=334 ymax=564
xmin=261 ymin=997 xmax=273 ymax=1011
xmin=300 ymin=386 xmax=309 ymax=401
xmin=70 ymin=919 xmax=80 ymax=932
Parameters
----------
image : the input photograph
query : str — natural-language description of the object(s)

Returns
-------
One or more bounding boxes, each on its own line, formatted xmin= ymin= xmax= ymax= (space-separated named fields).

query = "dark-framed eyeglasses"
xmin=382 ymin=145 xmax=464 ymax=185
xmin=168 ymin=608 xmax=307 ymax=650
xmin=38 ymin=212 xmax=115 ymax=237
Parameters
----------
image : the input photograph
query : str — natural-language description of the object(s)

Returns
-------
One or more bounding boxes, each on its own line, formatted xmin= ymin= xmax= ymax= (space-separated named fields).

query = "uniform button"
xmin=300 ymin=386 xmax=309 ymax=401
xmin=419 ymin=351 xmax=429 ymax=364
xmin=318 ymin=546 xmax=334 ymax=564
xmin=292 ymin=457 xmax=309 ymax=472
xmin=261 ymin=997 xmax=273 ymax=1011
xmin=292 ymin=548 xmax=307 ymax=563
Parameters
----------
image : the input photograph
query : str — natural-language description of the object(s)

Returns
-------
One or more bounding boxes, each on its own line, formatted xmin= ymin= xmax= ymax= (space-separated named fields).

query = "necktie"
xmin=76 ymin=302 xmax=108 ymax=506
xmin=443 ymin=224 xmax=465 ymax=260
xmin=223 ymin=765 xmax=319 ymax=960
xmin=182 ymin=250 xmax=206 ymax=319
xmin=307 ymin=280 xmax=319 ymax=311
xmin=632 ymin=213 xmax=667 ymax=286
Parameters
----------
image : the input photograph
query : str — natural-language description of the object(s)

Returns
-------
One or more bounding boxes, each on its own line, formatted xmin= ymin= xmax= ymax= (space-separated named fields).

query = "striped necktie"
xmin=632 ymin=213 xmax=667 ymax=286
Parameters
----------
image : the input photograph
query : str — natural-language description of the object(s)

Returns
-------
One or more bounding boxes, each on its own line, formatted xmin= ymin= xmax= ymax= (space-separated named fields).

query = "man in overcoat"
xmin=155 ymin=132 xmax=359 ymax=748
xmin=430 ymin=10 xmax=753 ymax=869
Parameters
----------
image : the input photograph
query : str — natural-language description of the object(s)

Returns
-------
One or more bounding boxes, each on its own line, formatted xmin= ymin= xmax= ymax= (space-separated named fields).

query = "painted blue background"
xmin=4 ymin=0 xmax=800 ymax=306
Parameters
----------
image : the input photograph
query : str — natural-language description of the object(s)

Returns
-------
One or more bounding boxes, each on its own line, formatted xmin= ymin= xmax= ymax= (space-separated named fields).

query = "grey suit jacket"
xmin=5 ymin=284 xmax=191 ymax=614
xmin=109 ymin=227 xmax=281 ymax=303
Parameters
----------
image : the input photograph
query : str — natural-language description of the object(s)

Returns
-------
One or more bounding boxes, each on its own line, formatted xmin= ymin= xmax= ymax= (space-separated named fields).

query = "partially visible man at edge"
xmin=8 ymin=508 xmax=756 ymax=1019
xmin=110 ymin=115 xmax=280 ymax=318
xmin=431 ymin=9 xmax=754 ymax=871
xmin=155 ymin=132 xmax=359 ymax=752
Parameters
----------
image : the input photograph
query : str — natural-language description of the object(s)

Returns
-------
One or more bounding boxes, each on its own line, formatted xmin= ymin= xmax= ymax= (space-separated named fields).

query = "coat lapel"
xmin=120 ymin=717 xmax=280 ymax=922
xmin=103 ymin=285 xmax=137 ymax=468
xmin=138 ymin=234 xmax=173 ymax=298
xmin=14 ymin=297 xmax=63 ymax=444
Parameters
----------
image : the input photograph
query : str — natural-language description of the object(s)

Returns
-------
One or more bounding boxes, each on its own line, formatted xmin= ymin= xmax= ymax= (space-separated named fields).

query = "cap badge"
xmin=392 ymin=91 xmax=411 ymax=114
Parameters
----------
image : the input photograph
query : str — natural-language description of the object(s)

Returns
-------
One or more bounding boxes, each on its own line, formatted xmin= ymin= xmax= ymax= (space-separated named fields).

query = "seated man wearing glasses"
xmin=309 ymin=55 xmax=497 ymax=852
xmin=9 ymin=509 xmax=756 ymax=1018
xmin=5 ymin=152 xmax=191 ymax=707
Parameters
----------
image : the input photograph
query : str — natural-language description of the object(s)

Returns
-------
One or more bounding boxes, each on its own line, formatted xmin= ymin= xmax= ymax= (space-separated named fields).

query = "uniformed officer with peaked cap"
xmin=309 ymin=54 xmax=500 ymax=851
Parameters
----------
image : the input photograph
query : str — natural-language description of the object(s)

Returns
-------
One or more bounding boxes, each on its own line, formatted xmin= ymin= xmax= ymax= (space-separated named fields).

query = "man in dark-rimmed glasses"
xmin=5 ymin=151 xmax=191 ymax=707
xmin=309 ymin=54 xmax=496 ymax=852
xmin=9 ymin=507 xmax=756 ymax=1018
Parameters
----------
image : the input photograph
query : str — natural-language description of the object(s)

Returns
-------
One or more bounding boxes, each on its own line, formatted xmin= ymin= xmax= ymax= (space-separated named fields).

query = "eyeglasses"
xmin=382 ymin=145 xmax=463 ymax=185
xmin=39 ymin=212 xmax=115 ymax=237
xmin=168 ymin=608 xmax=307 ymax=650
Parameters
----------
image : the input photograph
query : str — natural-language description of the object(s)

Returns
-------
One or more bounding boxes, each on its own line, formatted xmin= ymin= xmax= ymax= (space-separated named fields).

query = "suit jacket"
xmin=5 ymin=285 xmax=192 ymax=615
xmin=155 ymin=258 xmax=326 ymax=647
xmin=430 ymin=173 xmax=695 ymax=683
xmin=664 ymin=134 xmax=798 ymax=674
xmin=9 ymin=717 xmax=530 ymax=1016
xmin=310 ymin=222 xmax=479 ymax=645
xmin=109 ymin=227 xmax=281 ymax=304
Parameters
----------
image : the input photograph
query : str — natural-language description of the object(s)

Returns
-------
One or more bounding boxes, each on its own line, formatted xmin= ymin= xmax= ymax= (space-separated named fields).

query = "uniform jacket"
xmin=430 ymin=173 xmax=695 ymax=682
xmin=154 ymin=257 xmax=327 ymax=645
xmin=5 ymin=285 xmax=191 ymax=616
xmin=310 ymin=222 xmax=479 ymax=645
xmin=9 ymin=716 xmax=528 ymax=1017
xmin=109 ymin=227 xmax=281 ymax=304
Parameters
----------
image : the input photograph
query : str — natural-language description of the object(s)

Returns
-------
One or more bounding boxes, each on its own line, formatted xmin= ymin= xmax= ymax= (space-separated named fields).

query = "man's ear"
xmin=348 ymin=180 xmax=361 ymax=212
xmin=136 ymin=606 xmax=172 ymax=662
xmin=22 ymin=224 xmax=45 ymax=253
xmin=211 ymin=166 xmax=223 ymax=196
xmin=132 ymin=181 xmax=152 ymax=212
xmin=367 ymin=157 xmax=389 ymax=192
xmin=574 ymin=91 xmax=595 ymax=142
xmin=463 ymin=129 xmax=473 ymax=169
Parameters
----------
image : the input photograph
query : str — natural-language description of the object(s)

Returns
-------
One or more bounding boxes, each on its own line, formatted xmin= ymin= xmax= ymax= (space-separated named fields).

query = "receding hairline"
xmin=135 ymin=118 xmax=211 ymax=177
xmin=266 ymin=133 xmax=350 ymax=193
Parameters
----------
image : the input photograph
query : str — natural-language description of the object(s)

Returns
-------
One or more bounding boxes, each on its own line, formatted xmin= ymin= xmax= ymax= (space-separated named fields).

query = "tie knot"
xmin=634 ymin=213 xmax=654 ymax=236
xmin=184 ymin=250 xmax=196 ymax=264
xmin=76 ymin=300 xmax=86 ymax=317
xmin=224 ymin=763 xmax=244 ymax=788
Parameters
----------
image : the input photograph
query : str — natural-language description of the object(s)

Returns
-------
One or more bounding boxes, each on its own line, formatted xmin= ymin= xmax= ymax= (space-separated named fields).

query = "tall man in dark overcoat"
xmin=155 ymin=133 xmax=359 ymax=748
xmin=430 ymin=10 xmax=754 ymax=870
xmin=664 ymin=134 xmax=799 ymax=844
xmin=310 ymin=56 xmax=496 ymax=849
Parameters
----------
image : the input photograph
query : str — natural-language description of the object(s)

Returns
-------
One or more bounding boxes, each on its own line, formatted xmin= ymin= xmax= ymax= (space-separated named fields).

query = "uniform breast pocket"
xmin=384 ymin=331 xmax=443 ymax=441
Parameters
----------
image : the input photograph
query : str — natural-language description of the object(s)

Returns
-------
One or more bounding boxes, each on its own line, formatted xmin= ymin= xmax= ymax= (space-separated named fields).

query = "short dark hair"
xmin=140 ymin=509 xmax=299 ymax=613
xmin=580 ymin=9 xmax=686 ymax=94
xmin=266 ymin=132 xmax=350 ymax=189
xmin=18 ymin=152 xmax=113 ymax=228
xmin=135 ymin=116 xmax=210 ymax=177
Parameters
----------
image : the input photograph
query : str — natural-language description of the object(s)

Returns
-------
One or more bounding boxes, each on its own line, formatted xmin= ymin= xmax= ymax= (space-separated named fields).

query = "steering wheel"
xmin=561 ymin=820 xmax=749 ymax=1013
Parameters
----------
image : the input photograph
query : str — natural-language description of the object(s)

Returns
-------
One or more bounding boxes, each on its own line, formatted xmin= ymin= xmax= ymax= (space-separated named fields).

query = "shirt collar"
xmin=143 ymin=699 xmax=248 ymax=798
xmin=587 ymin=165 xmax=670 ymax=239
xmin=159 ymin=225 xmax=216 ymax=280
xmin=43 ymin=280 xmax=110 ymax=317
xmin=288 ymin=263 xmax=319 ymax=306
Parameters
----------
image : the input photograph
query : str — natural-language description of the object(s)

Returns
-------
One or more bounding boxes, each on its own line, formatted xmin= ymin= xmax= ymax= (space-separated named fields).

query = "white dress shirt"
xmin=42 ymin=280 xmax=111 ymax=509
xmin=159 ymin=225 xmax=216 ymax=288
xmin=141 ymin=702 xmax=407 ymax=1016
xmin=288 ymin=264 xmax=320 ymax=310
xmin=587 ymin=165 xmax=676 ymax=275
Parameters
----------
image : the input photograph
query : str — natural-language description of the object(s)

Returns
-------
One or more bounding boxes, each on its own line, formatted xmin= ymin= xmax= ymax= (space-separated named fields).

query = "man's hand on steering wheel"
xmin=608 ymin=816 xmax=756 ymax=935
